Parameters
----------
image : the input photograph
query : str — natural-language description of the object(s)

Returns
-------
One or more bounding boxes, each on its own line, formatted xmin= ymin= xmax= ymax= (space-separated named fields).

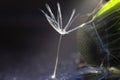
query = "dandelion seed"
xmin=41 ymin=2 xmax=97 ymax=79
xmin=41 ymin=0 xmax=104 ymax=79
xmin=41 ymin=3 xmax=95 ymax=35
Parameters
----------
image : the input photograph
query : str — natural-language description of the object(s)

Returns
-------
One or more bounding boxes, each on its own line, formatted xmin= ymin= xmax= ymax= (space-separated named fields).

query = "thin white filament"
xmin=46 ymin=4 xmax=56 ymax=21
xmin=64 ymin=13 xmax=80 ymax=30
xmin=66 ymin=17 xmax=95 ymax=34
xmin=64 ymin=9 xmax=76 ymax=30
xmin=52 ymin=34 xmax=62 ymax=80
xmin=57 ymin=3 xmax=62 ymax=29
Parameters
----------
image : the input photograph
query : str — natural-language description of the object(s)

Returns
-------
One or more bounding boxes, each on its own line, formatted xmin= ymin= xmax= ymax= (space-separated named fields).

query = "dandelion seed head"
xmin=41 ymin=3 xmax=93 ymax=35
xmin=41 ymin=3 xmax=86 ymax=35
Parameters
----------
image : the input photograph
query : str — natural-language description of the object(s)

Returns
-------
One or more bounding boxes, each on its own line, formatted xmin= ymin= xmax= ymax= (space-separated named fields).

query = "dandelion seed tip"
xmin=73 ymin=9 xmax=76 ymax=13
xmin=57 ymin=2 xmax=60 ymax=5
xmin=45 ymin=3 xmax=49 ymax=7
xmin=73 ymin=9 xmax=76 ymax=11
xmin=57 ymin=3 xmax=60 ymax=9
xmin=40 ymin=9 xmax=46 ymax=14
xmin=40 ymin=9 xmax=43 ymax=12
xmin=51 ymin=74 xmax=55 ymax=79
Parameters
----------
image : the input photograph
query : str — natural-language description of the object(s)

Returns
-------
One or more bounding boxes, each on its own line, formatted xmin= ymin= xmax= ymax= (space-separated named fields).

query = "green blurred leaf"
xmin=95 ymin=0 xmax=120 ymax=19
